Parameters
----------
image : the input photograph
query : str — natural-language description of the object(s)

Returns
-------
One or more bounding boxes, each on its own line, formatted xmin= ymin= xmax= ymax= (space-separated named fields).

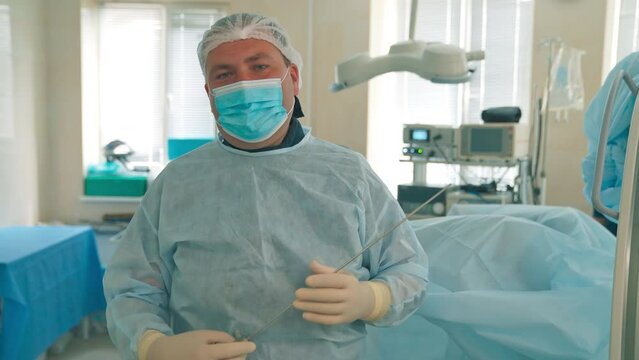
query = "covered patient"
xmin=368 ymin=205 xmax=615 ymax=359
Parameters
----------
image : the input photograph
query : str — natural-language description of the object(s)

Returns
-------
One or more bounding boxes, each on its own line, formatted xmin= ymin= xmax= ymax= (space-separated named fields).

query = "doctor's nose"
xmin=235 ymin=68 xmax=259 ymax=82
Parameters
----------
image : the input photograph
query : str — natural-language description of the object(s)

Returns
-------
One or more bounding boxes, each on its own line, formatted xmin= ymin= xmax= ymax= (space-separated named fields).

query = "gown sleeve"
xmin=356 ymin=155 xmax=430 ymax=326
xmin=104 ymin=175 xmax=174 ymax=360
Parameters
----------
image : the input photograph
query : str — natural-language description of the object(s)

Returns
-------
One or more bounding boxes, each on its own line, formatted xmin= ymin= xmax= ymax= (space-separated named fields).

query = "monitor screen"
xmin=470 ymin=128 xmax=503 ymax=153
xmin=411 ymin=129 xmax=429 ymax=141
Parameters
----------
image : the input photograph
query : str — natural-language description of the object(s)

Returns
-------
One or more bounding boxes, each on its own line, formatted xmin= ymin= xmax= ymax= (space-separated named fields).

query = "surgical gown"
xmin=103 ymin=129 xmax=429 ymax=360
xmin=583 ymin=51 xmax=639 ymax=219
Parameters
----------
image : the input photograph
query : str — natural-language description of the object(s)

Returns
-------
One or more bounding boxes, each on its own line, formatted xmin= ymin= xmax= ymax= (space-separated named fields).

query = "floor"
xmin=46 ymin=333 xmax=120 ymax=360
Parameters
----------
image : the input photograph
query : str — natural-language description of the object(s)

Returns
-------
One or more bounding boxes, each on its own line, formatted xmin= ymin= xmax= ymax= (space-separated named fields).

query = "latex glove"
xmin=293 ymin=260 xmax=375 ymax=325
xmin=145 ymin=330 xmax=256 ymax=360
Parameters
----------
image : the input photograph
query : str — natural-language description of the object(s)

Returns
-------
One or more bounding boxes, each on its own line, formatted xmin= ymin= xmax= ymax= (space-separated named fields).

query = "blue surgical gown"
xmin=103 ymin=129 xmax=429 ymax=360
xmin=583 ymin=51 xmax=639 ymax=220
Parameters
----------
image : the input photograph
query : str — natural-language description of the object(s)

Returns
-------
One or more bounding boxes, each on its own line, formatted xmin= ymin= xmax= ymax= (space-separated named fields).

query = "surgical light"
xmin=330 ymin=40 xmax=485 ymax=92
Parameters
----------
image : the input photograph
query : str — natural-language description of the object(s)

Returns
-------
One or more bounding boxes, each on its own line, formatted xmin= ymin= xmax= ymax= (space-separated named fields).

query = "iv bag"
xmin=548 ymin=46 xmax=585 ymax=114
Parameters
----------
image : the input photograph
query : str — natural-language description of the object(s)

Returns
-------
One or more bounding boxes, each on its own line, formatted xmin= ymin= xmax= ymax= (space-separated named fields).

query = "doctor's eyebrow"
xmin=210 ymin=63 xmax=233 ymax=71
xmin=244 ymin=52 xmax=277 ymax=63
xmin=208 ymin=53 xmax=276 ymax=71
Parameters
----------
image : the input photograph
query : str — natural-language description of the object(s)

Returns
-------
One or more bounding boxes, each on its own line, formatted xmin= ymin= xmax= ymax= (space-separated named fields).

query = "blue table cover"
xmin=0 ymin=226 xmax=106 ymax=360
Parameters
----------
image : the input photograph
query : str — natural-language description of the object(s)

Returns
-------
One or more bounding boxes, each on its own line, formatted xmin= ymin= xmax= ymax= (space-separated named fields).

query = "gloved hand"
xmin=293 ymin=260 xmax=376 ymax=325
xmin=145 ymin=330 xmax=256 ymax=360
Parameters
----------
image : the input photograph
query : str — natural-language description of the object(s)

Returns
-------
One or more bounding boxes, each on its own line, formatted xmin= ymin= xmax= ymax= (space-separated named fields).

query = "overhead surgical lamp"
xmin=330 ymin=41 xmax=485 ymax=92
xmin=330 ymin=0 xmax=484 ymax=92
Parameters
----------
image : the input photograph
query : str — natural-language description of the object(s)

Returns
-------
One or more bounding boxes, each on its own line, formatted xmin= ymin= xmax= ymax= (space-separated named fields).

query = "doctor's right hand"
xmin=142 ymin=330 xmax=256 ymax=360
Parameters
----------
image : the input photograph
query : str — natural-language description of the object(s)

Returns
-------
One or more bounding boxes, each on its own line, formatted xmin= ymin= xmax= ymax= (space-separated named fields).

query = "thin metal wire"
xmin=244 ymin=185 xmax=453 ymax=341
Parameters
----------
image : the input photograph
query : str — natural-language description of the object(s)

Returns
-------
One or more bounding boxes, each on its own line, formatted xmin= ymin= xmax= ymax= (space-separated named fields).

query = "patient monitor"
xmin=402 ymin=125 xmax=457 ymax=163
xmin=402 ymin=123 xmax=528 ymax=166
xmin=399 ymin=123 xmax=531 ymax=215
xmin=457 ymin=124 xmax=528 ymax=166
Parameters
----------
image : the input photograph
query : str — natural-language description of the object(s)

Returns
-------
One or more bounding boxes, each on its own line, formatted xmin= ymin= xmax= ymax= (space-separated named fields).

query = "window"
xmin=167 ymin=10 xmax=221 ymax=140
xmin=82 ymin=3 xmax=225 ymax=166
xmin=0 ymin=5 xmax=13 ymax=139
xmin=611 ymin=0 xmax=639 ymax=68
xmin=368 ymin=0 xmax=534 ymax=194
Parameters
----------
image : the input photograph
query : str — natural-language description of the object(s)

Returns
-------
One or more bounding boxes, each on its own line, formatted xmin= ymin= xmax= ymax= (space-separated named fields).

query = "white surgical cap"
xmin=197 ymin=13 xmax=303 ymax=84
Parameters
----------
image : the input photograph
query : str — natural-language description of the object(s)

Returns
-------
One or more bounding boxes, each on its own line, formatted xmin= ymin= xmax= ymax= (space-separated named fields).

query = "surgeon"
xmin=582 ymin=51 xmax=639 ymax=235
xmin=104 ymin=13 xmax=429 ymax=360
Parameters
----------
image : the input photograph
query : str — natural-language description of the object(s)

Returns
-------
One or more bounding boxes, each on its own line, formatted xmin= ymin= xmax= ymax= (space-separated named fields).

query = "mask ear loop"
xmin=280 ymin=66 xmax=291 ymax=83
xmin=284 ymin=101 xmax=294 ymax=117
xmin=281 ymin=66 xmax=294 ymax=117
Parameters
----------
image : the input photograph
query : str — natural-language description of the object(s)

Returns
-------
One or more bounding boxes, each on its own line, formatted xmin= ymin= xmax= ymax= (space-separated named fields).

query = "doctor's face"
xmin=203 ymin=38 xmax=299 ymax=121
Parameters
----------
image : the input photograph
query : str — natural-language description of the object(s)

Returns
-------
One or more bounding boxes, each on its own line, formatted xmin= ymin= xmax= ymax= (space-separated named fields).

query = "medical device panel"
xmin=402 ymin=125 xmax=457 ymax=162
xmin=457 ymin=124 xmax=527 ymax=166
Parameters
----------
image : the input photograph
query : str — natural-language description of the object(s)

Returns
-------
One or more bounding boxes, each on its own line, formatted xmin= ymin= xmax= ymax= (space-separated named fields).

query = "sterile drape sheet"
xmin=368 ymin=205 xmax=615 ymax=359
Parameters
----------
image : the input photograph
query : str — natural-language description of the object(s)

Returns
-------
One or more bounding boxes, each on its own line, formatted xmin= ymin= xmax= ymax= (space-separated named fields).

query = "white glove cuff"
xmin=138 ymin=330 xmax=166 ymax=360
xmin=362 ymin=281 xmax=392 ymax=322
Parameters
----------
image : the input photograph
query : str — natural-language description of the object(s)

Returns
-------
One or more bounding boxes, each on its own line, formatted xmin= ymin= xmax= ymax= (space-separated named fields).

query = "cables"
xmin=431 ymin=135 xmax=470 ymax=185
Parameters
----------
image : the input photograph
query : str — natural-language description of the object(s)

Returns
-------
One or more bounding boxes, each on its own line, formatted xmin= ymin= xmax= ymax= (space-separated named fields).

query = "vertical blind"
xmin=98 ymin=4 xmax=164 ymax=162
xmin=167 ymin=9 xmax=224 ymax=139
xmin=406 ymin=0 xmax=533 ymax=125
xmin=405 ymin=0 xmax=463 ymax=126
xmin=94 ymin=4 xmax=224 ymax=164
xmin=0 ymin=5 xmax=13 ymax=138
xmin=617 ymin=0 xmax=639 ymax=62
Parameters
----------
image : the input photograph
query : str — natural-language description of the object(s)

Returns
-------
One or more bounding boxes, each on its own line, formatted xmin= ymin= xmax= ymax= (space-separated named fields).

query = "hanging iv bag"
xmin=548 ymin=45 xmax=585 ymax=116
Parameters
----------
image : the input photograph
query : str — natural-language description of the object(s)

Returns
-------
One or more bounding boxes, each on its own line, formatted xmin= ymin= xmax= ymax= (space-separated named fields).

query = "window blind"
xmin=404 ymin=0 xmax=463 ymax=126
xmin=406 ymin=0 xmax=533 ymax=125
xmin=98 ymin=4 xmax=164 ymax=162
xmin=0 ymin=5 xmax=13 ymax=138
xmin=167 ymin=9 xmax=224 ymax=139
xmin=617 ymin=0 xmax=639 ymax=62
xmin=91 ymin=4 xmax=224 ymax=165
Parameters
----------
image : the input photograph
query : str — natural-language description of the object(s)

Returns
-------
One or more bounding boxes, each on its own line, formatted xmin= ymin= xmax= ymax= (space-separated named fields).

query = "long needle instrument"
xmin=244 ymin=185 xmax=452 ymax=341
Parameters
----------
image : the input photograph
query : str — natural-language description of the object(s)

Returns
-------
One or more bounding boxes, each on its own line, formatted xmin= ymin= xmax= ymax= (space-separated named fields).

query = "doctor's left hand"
xmin=144 ymin=330 xmax=256 ymax=360
xmin=293 ymin=260 xmax=376 ymax=325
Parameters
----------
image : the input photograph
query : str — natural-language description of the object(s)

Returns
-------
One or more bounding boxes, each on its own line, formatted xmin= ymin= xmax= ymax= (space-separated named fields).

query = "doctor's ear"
xmin=289 ymin=64 xmax=300 ymax=95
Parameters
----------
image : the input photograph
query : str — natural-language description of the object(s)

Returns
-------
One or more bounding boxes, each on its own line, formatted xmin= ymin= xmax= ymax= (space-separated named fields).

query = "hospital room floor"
xmin=47 ymin=334 xmax=120 ymax=360
xmin=44 ymin=228 xmax=122 ymax=360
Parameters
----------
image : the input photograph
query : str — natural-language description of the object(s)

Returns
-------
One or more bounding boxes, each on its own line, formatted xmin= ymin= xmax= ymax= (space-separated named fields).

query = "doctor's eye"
xmin=215 ymin=72 xmax=231 ymax=81
xmin=254 ymin=64 xmax=269 ymax=71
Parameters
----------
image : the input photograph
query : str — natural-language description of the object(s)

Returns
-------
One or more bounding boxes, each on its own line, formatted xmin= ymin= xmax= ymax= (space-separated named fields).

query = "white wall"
xmin=530 ymin=0 xmax=608 ymax=213
xmin=0 ymin=0 xmax=45 ymax=226
xmin=43 ymin=0 xmax=84 ymax=222
xmin=308 ymin=0 xmax=369 ymax=154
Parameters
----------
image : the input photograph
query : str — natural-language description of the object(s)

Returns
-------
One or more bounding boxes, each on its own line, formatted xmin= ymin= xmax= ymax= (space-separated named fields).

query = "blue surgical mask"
xmin=212 ymin=69 xmax=293 ymax=143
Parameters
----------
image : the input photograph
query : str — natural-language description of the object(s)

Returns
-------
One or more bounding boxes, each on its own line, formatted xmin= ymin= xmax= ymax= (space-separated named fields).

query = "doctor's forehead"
xmin=205 ymin=39 xmax=285 ymax=70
